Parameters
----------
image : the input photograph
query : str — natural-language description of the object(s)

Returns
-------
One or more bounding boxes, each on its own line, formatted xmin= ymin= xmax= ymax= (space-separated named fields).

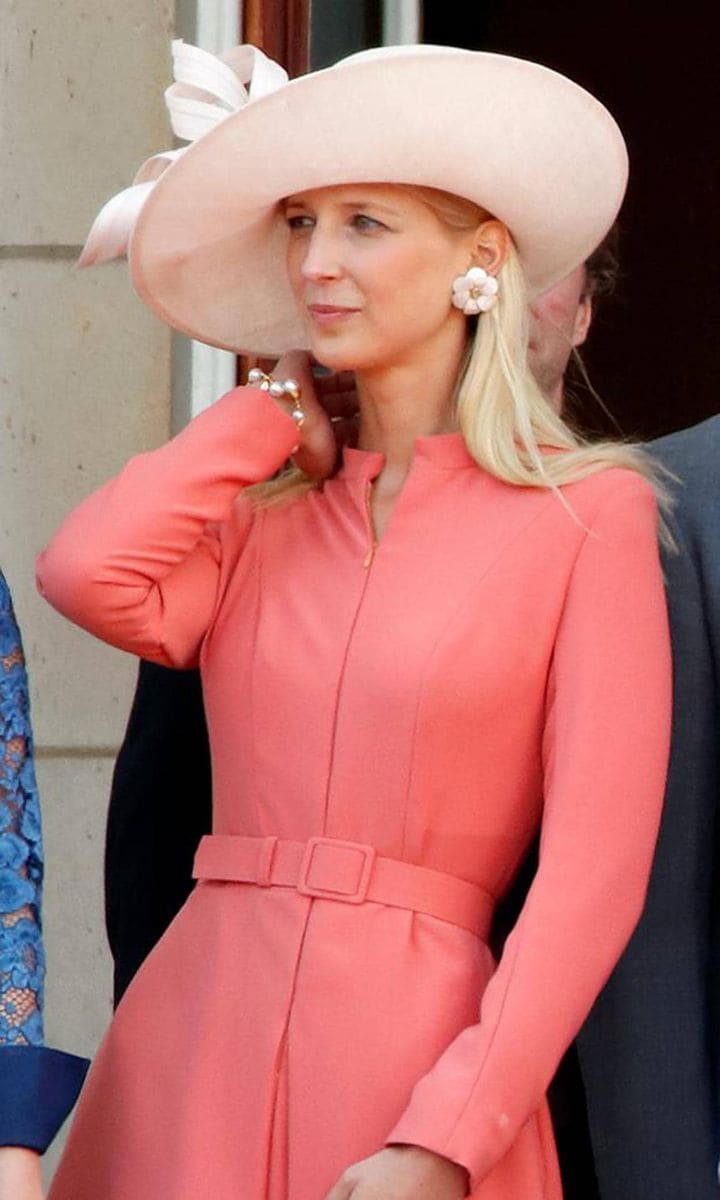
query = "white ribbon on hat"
xmin=78 ymin=40 xmax=289 ymax=267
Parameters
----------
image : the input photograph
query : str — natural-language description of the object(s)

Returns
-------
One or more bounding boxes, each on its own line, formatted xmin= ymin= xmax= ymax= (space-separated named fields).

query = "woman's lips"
xmin=307 ymin=304 xmax=361 ymax=326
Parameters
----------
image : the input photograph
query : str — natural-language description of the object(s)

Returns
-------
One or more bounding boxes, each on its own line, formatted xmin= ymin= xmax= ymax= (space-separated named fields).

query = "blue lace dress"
xmin=0 ymin=569 xmax=88 ymax=1150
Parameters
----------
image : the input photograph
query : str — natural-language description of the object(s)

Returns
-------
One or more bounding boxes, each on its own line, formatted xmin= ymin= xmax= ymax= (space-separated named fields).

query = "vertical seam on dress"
xmin=264 ymin=1028 xmax=290 ymax=1200
xmin=320 ymin=561 xmax=374 ymax=833
xmin=401 ymin=493 xmax=559 ymax=860
xmin=249 ymin=510 xmax=267 ymax=832
xmin=264 ymin=897 xmax=316 ymax=1198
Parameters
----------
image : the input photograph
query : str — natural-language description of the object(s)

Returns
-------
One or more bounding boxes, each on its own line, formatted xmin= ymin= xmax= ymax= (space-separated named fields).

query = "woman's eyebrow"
xmin=337 ymin=199 xmax=401 ymax=217
xmin=283 ymin=197 xmax=402 ymax=218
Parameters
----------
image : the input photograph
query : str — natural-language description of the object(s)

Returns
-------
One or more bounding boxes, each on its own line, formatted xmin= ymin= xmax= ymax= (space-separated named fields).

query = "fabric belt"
xmin=192 ymin=834 xmax=494 ymax=939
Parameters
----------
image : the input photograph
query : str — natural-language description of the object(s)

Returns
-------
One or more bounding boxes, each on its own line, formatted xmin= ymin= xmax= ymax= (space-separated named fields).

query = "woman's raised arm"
xmin=36 ymin=387 xmax=300 ymax=669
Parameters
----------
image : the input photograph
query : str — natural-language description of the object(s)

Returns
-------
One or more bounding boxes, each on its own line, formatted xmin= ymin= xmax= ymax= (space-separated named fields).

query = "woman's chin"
xmin=312 ymin=338 xmax=394 ymax=374
xmin=307 ymin=339 xmax=370 ymax=374
xmin=314 ymin=353 xmax=360 ymax=372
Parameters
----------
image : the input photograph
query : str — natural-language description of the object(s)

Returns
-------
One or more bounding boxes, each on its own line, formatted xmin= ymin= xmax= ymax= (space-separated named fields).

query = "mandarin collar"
xmin=340 ymin=432 xmax=477 ymax=480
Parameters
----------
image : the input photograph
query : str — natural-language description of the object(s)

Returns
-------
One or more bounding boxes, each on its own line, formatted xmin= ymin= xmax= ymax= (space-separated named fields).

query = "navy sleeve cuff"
xmin=0 ymin=1046 xmax=90 ymax=1152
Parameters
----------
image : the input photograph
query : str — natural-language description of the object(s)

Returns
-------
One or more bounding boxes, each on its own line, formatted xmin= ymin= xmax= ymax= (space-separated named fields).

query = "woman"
xmin=0 ymin=570 xmax=88 ymax=1200
xmin=37 ymin=43 xmax=671 ymax=1200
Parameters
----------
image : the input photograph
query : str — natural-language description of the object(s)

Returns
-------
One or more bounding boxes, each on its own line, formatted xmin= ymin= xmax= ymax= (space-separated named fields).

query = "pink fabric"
xmin=37 ymin=387 xmax=671 ymax=1199
xmin=192 ymin=833 xmax=497 ymax=937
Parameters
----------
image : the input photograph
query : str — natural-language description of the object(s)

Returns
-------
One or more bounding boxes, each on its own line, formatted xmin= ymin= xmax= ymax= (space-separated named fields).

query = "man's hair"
xmin=582 ymin=222 xmax=620 ymax=303
xmin=566 ymin=220 xmax=622 ymax=437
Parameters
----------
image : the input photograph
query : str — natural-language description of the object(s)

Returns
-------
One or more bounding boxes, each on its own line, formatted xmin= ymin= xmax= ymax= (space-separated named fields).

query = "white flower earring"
xmin=451 ymin=266 xmax=499 ymax=315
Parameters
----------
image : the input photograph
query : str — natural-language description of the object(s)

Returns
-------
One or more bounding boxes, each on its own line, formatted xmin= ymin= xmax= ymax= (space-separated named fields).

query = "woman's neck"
xmin=354 ymin=329 xmax=468 ymax=477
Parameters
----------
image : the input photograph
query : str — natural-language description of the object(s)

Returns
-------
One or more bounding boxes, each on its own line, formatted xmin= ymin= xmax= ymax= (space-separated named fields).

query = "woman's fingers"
xmin=260 ymin=350 xmax=335 ymax=478
xmin=273 ymin=349 xmax=310 ymax=374
xmin=291 ymin=411 xmax=339 ymax=479
xmin=320 ymin=1147 xmax=470 ymax=1200
xmin=0 ymin=1148 xmax=45 ymax=1200
xmin=322 ymin=1175 xmax=355 ymax=1200
xmin=259 ymin=353 xmax=358 ymax=477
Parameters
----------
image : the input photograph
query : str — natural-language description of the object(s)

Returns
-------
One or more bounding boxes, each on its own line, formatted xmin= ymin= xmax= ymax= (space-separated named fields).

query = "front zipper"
xmin=320 ymin=478 xmax=377 ymax=830
xmin=362 ymin=480 xmax=378 ymax=569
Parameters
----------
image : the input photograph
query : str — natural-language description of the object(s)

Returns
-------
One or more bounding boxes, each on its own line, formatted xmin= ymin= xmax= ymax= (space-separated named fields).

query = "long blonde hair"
xmin=249 ymin=186 xmax=673 ymax=536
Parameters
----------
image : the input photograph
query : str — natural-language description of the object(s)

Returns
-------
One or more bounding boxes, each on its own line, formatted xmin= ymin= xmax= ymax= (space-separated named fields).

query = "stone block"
xmin=0 ymin=256 xmax=171 ymax=747
xmin=0 ymin=0 xmax=175 ymax=245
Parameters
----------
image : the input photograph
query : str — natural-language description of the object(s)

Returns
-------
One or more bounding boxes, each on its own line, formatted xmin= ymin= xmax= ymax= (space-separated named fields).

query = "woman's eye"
xmin=286 ymin=215 xmax=314 ymax=231
xmin=352 ymin=214 xmax=385 ymax=233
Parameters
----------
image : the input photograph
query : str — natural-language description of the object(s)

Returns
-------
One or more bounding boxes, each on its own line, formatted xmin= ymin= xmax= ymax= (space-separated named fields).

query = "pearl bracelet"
xmin=247 ymin=368 xmax=305 ymax=428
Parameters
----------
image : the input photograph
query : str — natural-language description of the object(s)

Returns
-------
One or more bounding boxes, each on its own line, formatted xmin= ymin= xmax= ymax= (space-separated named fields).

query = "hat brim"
xmin=129 ymin=47 xmax=628 ymax=355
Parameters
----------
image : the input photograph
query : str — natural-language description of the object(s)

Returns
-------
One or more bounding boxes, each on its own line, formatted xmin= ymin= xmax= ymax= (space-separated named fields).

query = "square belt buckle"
xmin=297 ymin=837 xmax=376 ymax=904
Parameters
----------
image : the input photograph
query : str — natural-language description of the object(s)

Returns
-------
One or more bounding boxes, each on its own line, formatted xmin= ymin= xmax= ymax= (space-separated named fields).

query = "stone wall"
xmin=0 ymin=0 xmax=175 ymax=1179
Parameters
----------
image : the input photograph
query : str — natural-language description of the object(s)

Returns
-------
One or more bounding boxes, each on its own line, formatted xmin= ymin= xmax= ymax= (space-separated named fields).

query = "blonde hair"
xmin=249 ymin=186 xmax=673 ymax=538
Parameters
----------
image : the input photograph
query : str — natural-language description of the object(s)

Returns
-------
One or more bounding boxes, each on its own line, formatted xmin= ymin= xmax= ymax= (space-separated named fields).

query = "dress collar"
xmin=340 ymin=432 xmax=477 ymax=480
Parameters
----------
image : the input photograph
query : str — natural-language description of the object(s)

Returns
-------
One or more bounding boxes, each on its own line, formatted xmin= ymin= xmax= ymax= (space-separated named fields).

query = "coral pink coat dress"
xmin=38 ymin=387 xmax=671 ymax=1200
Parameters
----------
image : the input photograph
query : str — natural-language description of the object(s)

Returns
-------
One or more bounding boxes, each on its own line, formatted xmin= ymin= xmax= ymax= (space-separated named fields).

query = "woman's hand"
xmin=322 ymin=1144 xmax=470 ymax=1200
xmin=268 ymin=351 xmax=358 ymax=480
xmin=0 ymin=1147 xmax=44 ymax=1200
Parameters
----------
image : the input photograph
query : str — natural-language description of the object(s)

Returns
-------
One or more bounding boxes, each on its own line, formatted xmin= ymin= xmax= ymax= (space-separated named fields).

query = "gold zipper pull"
xmin=362 ymin=541 xmax=377 ymax=569
xmin=362 ymin=480 xmax=377 ymax=568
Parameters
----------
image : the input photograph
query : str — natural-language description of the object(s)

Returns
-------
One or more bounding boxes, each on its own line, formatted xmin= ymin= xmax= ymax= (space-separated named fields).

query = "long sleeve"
xmin=36 ymin=387 xmax=301 ymax=668
xmin=0 ymin=572 xmax=89 ymax=1150
xmin=385 ymin=475 xmax=672 ymax=1189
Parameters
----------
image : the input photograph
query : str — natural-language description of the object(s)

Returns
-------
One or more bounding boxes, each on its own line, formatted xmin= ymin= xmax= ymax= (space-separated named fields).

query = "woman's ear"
xmin=471 ymin=219 xmax=511 ymax=276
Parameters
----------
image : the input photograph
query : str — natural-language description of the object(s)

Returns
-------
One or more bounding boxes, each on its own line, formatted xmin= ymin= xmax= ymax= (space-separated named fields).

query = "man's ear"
xmin=573 ymin=296 xmax=594 ymax=348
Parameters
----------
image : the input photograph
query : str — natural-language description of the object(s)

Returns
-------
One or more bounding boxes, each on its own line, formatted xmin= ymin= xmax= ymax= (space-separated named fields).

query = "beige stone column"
xmin=0 ymin=0 xmax=174 ymax=1179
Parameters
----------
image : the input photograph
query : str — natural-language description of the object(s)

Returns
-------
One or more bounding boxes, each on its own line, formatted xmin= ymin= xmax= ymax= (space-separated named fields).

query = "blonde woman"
xmin=37 ymin=43 xmax=671 ymax=1200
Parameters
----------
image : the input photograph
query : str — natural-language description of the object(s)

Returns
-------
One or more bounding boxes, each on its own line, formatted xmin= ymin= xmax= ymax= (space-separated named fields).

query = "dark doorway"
xmin=311 ymin=0 xmax=382 ymax=69
xmin=423 ymin=3 xmax=720 ymax=440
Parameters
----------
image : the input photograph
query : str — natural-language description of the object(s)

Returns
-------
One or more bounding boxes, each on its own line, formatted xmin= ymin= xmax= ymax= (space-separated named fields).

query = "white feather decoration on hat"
xmin=78 ymin=40 xmax=288 ymax=268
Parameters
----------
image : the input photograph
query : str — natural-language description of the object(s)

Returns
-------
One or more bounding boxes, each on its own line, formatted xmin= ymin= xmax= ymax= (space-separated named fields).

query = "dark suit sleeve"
xmin=576 ymin=417 xmax=720 ymax=1199
xmin=105 ymin=660 xmax=212 ymax=1006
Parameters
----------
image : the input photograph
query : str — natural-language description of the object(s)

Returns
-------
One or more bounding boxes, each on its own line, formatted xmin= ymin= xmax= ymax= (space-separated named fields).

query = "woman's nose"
xmin=300 ymin=231 xmax=342 ymax=282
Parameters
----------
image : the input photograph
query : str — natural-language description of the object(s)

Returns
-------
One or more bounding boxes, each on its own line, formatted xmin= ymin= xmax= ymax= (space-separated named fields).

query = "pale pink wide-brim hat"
xmin=82 ymin=43 xmax=628 ymax=355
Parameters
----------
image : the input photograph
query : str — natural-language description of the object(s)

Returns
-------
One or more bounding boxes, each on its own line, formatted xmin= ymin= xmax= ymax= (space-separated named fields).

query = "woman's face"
xmin=283 ymin=183 xmax=487 ymax=372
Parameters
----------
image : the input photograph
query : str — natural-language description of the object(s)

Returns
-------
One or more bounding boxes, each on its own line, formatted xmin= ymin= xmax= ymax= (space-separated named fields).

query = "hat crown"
xmin=334 ymin=43 xmax=472 ymax=68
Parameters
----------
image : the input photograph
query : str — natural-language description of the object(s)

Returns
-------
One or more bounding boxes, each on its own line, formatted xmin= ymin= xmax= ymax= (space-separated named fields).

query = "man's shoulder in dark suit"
xmin=652 ymin=410 xmax=720 ymax=471
xmin=576 ymin=412 xmax=720 ymax=1200
xmin=651 ymin=413 xmax=720 ymax=537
